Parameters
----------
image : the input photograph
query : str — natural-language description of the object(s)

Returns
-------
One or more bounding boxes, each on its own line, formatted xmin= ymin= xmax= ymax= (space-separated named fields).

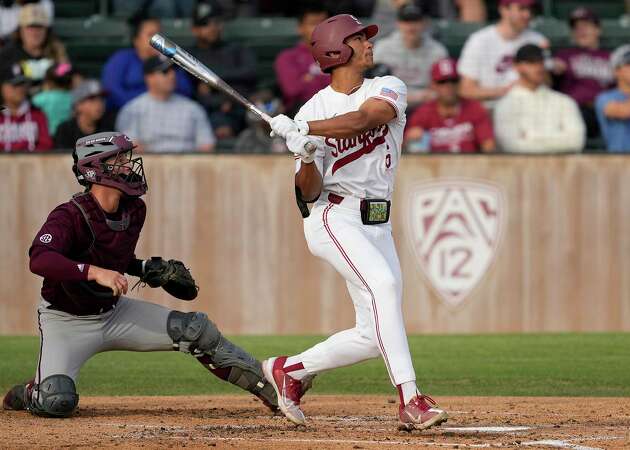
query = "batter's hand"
xmin=270 ymin=114 xmax=297 ymax=138
xmin=88 ymin=266 xmax=128 ymax=297
xmin=286 ymin=131 xmax=316 ymax=163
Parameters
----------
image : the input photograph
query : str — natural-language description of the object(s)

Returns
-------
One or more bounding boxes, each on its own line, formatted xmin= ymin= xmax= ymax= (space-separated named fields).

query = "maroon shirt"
xmin=556 ymin=47 xmax=614 ymax=106
xmin=406 ymin=99 xmax=494 ymax=153
xmin=1 ymin=102 xmax=53 ymax=152
xmin=275 ymin=42 xmax=330 ymax=111
xmin=29 ymin=192 xmax=146 ymax=315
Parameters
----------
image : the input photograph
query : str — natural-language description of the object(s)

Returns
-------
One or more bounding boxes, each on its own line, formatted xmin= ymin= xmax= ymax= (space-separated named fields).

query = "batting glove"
xmin=286 ymin=131 xmax=316 ymax=164
xmin=270 ymin=115 xmax=310 ymax=138
xmin=270 ymin=114 xmax=297 ymax=138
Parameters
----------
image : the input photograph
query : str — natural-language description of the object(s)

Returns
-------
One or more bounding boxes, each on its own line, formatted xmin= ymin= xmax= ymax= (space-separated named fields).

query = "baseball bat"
xmin=149 ymin=33 xmax=316 ymax=153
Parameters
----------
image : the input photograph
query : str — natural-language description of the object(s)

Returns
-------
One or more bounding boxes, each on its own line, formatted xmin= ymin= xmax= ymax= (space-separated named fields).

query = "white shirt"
xmin=494 ymin=84 xmax=585 ymax=153
xmin=295 ymin=76 xmax=407 ymax=200
xmin=457 ymin=25 xmax=547 ymax=89
xmin=373 ymin=31 xmax=448 ymax=90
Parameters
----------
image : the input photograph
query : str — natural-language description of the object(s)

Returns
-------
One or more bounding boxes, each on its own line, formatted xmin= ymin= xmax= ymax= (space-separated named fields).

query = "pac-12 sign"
xmin=406 ymin=179 xmax=505 ymax=307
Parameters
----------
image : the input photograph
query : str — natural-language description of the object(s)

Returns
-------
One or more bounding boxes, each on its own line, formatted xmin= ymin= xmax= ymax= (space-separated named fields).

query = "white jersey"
xmin=457 ymin=25 xmax=547 ymax=89
xmin=295 ymin=75 xmax=407 ymax=200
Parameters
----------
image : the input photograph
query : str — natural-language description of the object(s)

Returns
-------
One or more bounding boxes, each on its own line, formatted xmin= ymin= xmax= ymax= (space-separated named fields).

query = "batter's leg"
xmin=302 ymin=206 xmax=416 ymax=385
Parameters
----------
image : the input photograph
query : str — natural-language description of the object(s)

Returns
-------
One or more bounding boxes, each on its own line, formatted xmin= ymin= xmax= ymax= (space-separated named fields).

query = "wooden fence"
xmin=1 ymin=154 xmax=629 ymax=335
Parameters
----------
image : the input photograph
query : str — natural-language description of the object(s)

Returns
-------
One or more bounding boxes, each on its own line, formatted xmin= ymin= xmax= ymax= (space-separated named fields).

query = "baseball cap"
xmin=569 ymin=7 xmax=600 ymax=27
xmin=72 ymin=79 xmax=106 ymax=105
xmin=193 ymin=0 xmax=224 ymax=26
xmin=431 ymin=58 xmax=459 ymax=82
xmin=611 ymin=45 xmax=630 ymax=70
xmin=19 ymin=4 xmax=51 ymax=27
xmin=499 ymin=0 xmax=536 ymax=7
xmin=143 ymin=56 xmax=173 ymax=75
xmin=397 ymin=4 xmax=423 ymax=22
xmin=514 ymin=44 xmax=544 ymax=63
xmin=0 ymin=63 xmax=28 ymax=85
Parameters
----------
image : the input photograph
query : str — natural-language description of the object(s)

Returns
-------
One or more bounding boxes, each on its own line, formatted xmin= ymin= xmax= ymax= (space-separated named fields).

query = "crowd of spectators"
xmin=0 ymin=0 xmax=629 ymax=153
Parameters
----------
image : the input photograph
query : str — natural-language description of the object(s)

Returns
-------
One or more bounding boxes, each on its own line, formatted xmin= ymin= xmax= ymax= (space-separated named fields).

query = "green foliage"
xmin=1 ymin=334 xmax=628 ymax=397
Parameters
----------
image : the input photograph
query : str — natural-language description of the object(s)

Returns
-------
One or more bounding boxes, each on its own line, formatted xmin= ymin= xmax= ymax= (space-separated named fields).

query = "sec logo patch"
xmin=39 ymin=233 xmax=53 ymax=244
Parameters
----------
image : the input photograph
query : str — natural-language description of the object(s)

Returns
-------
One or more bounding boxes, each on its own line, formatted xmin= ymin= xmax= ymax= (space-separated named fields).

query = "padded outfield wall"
xmin=1 ymin=154 xmax=629 ymax=335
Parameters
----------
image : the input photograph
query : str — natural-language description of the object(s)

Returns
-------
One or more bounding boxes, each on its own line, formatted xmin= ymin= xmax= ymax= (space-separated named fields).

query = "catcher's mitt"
xmin=139 ymin=257 xmax=199 ymax=300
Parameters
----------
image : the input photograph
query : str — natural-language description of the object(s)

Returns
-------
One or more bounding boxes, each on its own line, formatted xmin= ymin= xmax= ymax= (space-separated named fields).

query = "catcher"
xmin=2 ymin=131 xmax=279 ymax=417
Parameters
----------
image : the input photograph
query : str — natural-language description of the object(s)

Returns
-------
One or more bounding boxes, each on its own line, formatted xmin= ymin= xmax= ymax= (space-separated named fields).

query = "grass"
xmin=0 ymin=334 xmax=629 ymax=397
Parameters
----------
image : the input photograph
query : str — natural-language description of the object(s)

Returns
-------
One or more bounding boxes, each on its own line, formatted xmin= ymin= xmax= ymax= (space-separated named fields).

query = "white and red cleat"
xmin=398 ymin=394 xmax=448 ymax=430
xmin=262 ymin=356 xmax=306 ymax=425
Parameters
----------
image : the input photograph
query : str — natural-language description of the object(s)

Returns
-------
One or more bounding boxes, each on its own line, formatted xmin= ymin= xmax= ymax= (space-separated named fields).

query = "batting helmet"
xmin=72 ymin=132 xmax=147 ymax=197
xmin=310 ymin=14 xmax=378 ymax=73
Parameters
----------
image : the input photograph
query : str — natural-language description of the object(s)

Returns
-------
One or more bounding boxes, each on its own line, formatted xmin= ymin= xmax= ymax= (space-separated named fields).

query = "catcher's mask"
xmin=72 ymin=132 xmax=147 ymax=197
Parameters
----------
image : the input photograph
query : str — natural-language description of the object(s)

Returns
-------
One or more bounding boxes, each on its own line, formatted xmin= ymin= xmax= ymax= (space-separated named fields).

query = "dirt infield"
xmin=1 ymin=395 xmax=629 ymax=449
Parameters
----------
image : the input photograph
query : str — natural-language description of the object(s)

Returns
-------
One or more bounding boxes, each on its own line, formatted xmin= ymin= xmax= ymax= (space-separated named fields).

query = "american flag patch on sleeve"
xmin=380 ymin=87 xmax=399 ymax=100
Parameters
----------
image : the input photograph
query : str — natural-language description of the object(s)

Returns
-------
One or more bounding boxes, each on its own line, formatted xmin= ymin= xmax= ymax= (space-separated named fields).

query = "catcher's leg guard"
xmin=27 ymin=375 xmax=79 ymax=418
xmin=167 ymin=311 xmax=278 ymax=410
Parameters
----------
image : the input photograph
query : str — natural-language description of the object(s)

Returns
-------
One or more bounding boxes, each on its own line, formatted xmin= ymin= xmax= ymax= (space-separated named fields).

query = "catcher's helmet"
xmin=72 ymin=132 xmax=147 ymax=197
xmin=310 ymin=14 xmax=378 ymax=73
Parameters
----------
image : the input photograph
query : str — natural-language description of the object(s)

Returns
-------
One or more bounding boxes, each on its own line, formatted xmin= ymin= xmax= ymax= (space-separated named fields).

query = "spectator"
xmin=553 ymin=8 xmax=614 ymax=139
xmin=54 ymin=80 xmax=115 ymax=150
xmin=372 ymin=0 xmax=486 ymax=39
xmin=458 ymin=0 xmax=547 ymax=106
xmin=494 ymin=44 xmax=585 ymax=153
xmin=595 ymin=45 xmax=630 ymax=153
xmin=0 ymin=63 xmax=52 ymax=152
xmin=189 ymin=0 xmax=257 ymax=139
xmin=275 ymin=2 xmax=329 ymax=114
xmin=32 ymin=62 xmax=73 ymax=135
xmin=116 ymin=57 xmax=215 ymax=153
xmin=0 ymin=0 xmax=54 ymax=46
xmin=234 ymin=90 xmax=288 ymax=153
xmin=373 ymin=4 xmax=448 ymax=110
xmin=405 ymin=58 xmax=494 ymax=153
xmin=0 ymin=3 xmax=67 ymax=85
xmin=101 ymin=16 xmax=193 ymax=111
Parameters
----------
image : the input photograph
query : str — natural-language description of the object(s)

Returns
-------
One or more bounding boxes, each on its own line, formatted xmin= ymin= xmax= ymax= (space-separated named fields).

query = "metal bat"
xmin=149 ymin=33 xmax=316 ymax=153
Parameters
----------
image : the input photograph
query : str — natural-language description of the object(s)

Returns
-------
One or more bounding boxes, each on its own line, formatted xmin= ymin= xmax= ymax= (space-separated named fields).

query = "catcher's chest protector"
xmin=68 ymin=192 xmax=145 ymax=273
xmin=58 ymin=193 xmax=146 ymax=313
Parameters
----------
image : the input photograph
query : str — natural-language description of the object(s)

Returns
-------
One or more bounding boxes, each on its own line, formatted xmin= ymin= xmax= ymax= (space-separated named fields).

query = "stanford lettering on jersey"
xmin=325 ymin=124 xmax=389 ymax=174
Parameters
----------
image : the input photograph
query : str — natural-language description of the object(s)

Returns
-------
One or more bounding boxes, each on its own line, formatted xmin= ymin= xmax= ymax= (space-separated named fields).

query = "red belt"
xmin=328 ymin=193 xmax=344 ymax=204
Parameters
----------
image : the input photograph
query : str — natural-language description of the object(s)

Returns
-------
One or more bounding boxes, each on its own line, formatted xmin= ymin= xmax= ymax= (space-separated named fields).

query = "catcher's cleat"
xmin=262 ymin=356 xmax=306 ymax=425
xmin=2 ymin=381 xmax=32 ymax=411
xmin=398 ymin=394 xmax=448 ymax=431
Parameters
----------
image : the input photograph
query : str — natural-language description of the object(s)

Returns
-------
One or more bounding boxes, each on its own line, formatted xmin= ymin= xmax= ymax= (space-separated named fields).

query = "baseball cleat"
xmin=398 ymin=394 xmax=448 ymax=431
xmin=2 ymin=381 xmax=31 ymax=411
xmin=262 ymin=356 xmax=306 ymax=425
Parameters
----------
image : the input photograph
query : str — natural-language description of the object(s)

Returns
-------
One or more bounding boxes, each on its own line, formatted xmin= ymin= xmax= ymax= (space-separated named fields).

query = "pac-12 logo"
xmin=406 ymin=179 xmax=505 ymax=307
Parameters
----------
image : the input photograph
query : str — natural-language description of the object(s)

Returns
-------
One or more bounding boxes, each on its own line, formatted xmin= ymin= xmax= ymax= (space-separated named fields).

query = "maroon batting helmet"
xmin=73 ymin=132 xmax=147 ymax=197
xmin=310 ymin=14 xmax=378 ymax=73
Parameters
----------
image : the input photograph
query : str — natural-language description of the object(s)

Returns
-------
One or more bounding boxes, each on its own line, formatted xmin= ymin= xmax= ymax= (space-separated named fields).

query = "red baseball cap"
xmin=431 ymin=58 xmax=459 ymax=82
xmin=499 ymin=0 xmax=536 ymax=7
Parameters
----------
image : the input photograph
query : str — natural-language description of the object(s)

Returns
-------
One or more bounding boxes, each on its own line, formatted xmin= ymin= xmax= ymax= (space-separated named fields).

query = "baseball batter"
xmin=263 ymin=15 xmax=448 ymax=430
xmin=2 ymin=132 xmax=278 ymax=417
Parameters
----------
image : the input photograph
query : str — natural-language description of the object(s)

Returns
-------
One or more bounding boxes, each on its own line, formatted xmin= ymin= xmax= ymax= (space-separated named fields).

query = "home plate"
xmin=442 ymin=426 xmax=531 ymax=433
